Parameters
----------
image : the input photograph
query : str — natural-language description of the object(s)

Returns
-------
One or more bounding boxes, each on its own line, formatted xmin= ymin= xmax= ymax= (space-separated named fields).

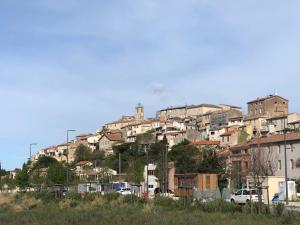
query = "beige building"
xmin=247 ymin=94 xmax=288 ymax=118
xmin=156 ymin=104 xmax=222 ymax=120
xmin=230 ymin=132 xmax=300 ymax=186
xmin=98 ymin=132 xmax=123 ymax=154
xmin=104 ymin=105 xmax=145 ymax=131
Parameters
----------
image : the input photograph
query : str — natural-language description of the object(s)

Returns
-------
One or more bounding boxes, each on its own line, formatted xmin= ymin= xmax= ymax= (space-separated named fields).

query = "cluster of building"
xmin=30 ymin=94 xmax=300 ymax=194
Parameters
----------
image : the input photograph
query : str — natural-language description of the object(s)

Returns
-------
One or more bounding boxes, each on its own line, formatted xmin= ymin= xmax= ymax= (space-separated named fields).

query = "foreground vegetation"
xmin=0 ymin=192 xmax=299 ymax=225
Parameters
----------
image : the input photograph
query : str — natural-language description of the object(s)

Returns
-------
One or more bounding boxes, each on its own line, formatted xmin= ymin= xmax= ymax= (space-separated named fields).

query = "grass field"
xmin=0 ymin=193 xmax=299 ymax=225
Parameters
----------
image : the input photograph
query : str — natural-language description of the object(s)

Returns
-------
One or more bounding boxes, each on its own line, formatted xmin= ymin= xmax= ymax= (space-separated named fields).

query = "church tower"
xmin=135 ymin=103 xmax=144 ymax=122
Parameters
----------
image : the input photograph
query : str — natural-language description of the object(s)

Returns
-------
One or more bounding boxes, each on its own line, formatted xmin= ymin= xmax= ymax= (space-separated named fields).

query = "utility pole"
xmin=283 ymin=116 xmax=289 ymax=205
xmin=118 ymin=151 xmax=122 ymax=174
xmin=162 ymin=143 xmax=165 ymax=194
xmin=275 ymin=109 xmax=289 ymax=205
xmin=165 ymin=143 xmax=169 ymax=194
xmin=66 ymin=129 xmax=76 ymax=191
xmin=145 ymin=145 xmax=149 ymax=197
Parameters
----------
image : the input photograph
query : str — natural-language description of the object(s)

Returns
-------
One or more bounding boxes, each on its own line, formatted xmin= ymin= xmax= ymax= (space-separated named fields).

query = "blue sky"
xmin=1 ymin=0 xmax=300 ymax=170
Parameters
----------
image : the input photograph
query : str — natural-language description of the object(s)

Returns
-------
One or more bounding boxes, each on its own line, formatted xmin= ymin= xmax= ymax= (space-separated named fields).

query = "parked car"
xmin=230 ymin=189 xmax=262 ymax=204
xmin=117 ymin=188 xmax=132 ymax=195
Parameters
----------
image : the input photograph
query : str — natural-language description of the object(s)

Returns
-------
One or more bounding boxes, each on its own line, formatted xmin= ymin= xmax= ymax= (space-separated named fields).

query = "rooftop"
xmin=158 ymin=104 xmax=222 ymax=112
xmin=192 ymin=140 xmax=221 ymax=145
xmin=247 ymin=94 xmax=288 ymax=104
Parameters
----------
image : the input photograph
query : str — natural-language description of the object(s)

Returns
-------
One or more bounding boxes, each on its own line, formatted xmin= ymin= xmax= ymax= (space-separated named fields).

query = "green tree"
xmin=168 ymin=140 xmax=199 ymax=174
xmin=198 ymin=146 xmax=223 ymax=174
xmin=125 ymin=159 xmax=144 ymax=184
xmin=75 ymin=144 xmax=92 ymax=162
xmin=15 ymin=164 xmax=29 ymax=189
xmin=33 ymin=156 xmax=58 ymax=169
xmin=47 ymin=162 xmax=67 ymax=185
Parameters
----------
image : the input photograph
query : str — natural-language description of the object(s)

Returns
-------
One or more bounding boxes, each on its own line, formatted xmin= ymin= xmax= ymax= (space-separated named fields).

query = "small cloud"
xmin=151 ymin=83 xmax=165 ymax=94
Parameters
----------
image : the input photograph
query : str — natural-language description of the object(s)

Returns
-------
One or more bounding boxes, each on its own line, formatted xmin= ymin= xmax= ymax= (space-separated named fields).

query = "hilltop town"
xmin=1 ymin=93 xmax=300 ymax=201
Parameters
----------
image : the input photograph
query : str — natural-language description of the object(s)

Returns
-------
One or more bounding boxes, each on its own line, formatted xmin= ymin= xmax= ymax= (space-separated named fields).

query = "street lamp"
xmin=30 ymin=143 xmax=38 ymax=161
xmin=66 ymin=129 xmax=76 ymax=190
xmin=276 ymin=110 xmax=289 ymax=205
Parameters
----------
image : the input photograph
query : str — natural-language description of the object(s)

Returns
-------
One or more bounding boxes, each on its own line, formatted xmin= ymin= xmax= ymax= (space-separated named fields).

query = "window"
xmin=291 ymin=144 xmax=294 ymax=152
xmin=148 ymin=185 xmax=154 ymax=189
xmin=227 ymin=136 xmax=230 ymax=142
xmin=243 ymin=190 xmax=249 ymax=195
xmin=290 ymin=159 xmax=294 ymax=170
xmin=148 ymin=170 xmax=155 ymax=176
xmin=232 ymin=150 xmax=241 ymax=155
xmin=278 ymin=145 xmax=281 ymax=154
xmin=222 ymin=137 xmax=224 ymax=142
xmin=235 ymin=190 xmax=242 ymax=195
xmin=278 ymin=160 xmax=282 ymax=170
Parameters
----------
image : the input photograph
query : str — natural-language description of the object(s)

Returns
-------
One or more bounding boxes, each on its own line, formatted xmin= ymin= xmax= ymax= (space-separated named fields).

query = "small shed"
xmin=174 ymin=173 xmax=218 ymax=197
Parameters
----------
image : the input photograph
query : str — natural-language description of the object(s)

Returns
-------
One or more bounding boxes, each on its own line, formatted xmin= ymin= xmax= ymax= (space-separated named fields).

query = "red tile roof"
xmin=103 ymin=133 xmax=123 ymax=141
xmin=230 ymin=132 xmax=300 ymax=149
xmin=249 ymin=132 xmax=300 ymax=145
xmin=192 ymin=140 xmax=220 ymax=145
xmin=76 ymin=161 xmax=92 ymax=166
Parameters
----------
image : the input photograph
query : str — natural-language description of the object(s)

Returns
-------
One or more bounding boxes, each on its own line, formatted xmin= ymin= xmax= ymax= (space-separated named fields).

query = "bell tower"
xmin=135 ymin=103 xmax=144 ymax=121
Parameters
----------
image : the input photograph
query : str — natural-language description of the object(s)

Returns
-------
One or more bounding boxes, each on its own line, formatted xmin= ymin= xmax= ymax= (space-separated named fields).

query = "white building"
xmin=143 ymin=164 xmax=159 ymax=197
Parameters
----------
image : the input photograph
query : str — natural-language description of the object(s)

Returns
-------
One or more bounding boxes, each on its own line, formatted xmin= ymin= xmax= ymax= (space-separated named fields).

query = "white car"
xmin=117 ymin=188 xmax=132 ymax=196
xmin=230 ymin=189 xmax=263 ymax=204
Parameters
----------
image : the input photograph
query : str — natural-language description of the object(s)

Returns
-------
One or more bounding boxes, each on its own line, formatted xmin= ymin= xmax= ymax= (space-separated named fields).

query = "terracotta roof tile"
xmin=103 ymin=133 xmax=123 ymax=141
xmin=192 ymin=140 xmax=220 ymax=145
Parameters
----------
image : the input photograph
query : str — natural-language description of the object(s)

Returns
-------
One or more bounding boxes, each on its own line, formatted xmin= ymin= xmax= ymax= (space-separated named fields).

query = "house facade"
xmin=247 ymin=94 xmax=289 ymax=118
xmin=98 ymin=132 xmax=123 ymax=154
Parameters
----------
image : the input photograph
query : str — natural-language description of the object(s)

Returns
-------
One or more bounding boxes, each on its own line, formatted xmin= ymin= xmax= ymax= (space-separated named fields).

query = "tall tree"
xmin=47 ymin=162 xmax=67 ymax=185
xmin=125 ymin=160 xmax=144 ymax=184
xmin=198 ymin=146 xmax=223 ymax=174
xmin=15 ymin=164 xmax=29 ymax=189
xmin=75 ymin=144 xmax=92 ymax=162
xmin=168 ymin=140 xmax=199 ymax=174
xmin=33 ymin=156 xmax=58 ymax=169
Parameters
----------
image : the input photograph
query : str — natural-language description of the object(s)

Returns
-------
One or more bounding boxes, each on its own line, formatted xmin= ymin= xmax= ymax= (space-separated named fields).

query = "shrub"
xmin=273 ymin=203 xmax=285 ymax=217
xmin=203 ymin=199 xmax=240 ymax=213
xmin=59 ymin=198 xmax=78 ymax=209
xmin=66 ymin=192 xmax=81 ymax=201
xmin=12 ymin=195 xmax=41 ymax=212
xmin=279 ymin=210 xmax=298 ymax=225
xmin=153 ymin=196 xmax=175 ymax=208
xmin=103 ymin=192 xmax=120 ymax=202
xmin=123 ymin=195 xmax=147 ymax=205
xmin=242 ymin=202 xmax=269 ymax=215
xmin=32 ymin=191 xmax=56 ymax=203
xmin=84 ymin=193 xmax=98 ymax=202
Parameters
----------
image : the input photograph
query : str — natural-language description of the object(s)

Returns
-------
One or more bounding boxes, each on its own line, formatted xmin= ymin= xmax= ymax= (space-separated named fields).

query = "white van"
xmin=231 ymin=189 xmax=263 ymax=204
